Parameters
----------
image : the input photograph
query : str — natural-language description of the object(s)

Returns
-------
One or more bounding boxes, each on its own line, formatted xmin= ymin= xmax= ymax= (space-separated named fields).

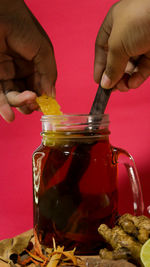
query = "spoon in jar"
xmin=90 ymin=84 xmax=112 ymax=116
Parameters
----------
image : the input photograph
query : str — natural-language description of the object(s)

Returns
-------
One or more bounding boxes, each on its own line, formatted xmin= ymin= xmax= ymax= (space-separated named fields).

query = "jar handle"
xmin=112 ymin=147 xmax=144 ymax=216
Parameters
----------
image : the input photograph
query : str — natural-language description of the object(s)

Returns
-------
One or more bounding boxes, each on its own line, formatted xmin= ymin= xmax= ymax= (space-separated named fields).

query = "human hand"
xmin=0 ymin=0 xmax=57 ymax=122
xmin=94 ymin=0 xmax=150 ymax=91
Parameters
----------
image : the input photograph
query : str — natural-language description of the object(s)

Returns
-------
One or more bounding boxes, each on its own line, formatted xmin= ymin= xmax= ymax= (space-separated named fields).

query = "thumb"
xmin=101 ymin=34 xmax=129 ymax=89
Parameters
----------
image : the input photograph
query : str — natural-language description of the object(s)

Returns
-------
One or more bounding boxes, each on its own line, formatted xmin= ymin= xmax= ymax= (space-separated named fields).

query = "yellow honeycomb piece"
xmin=36 ymin=95 xmax=63 ymax=115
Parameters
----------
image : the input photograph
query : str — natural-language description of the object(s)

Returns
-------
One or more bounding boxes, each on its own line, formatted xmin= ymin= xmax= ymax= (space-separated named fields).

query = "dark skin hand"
xmin=0 ymin=0 xmax=57 ymax=122
xmin=4 ymin=0 xmax=150 ymax=123
xmin=94 ymin=0 xmax=150 ymax=91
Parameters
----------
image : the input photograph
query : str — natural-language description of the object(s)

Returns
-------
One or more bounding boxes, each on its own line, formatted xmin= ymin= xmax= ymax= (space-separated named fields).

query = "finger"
xmin=94 ymin=45 xmax=107 ymax=84
xmin=26 ymin=71 xmax=41 ymax=96
xmin=16 ymin=104 xmax=37 ymax=114
xmin=125 ymin=61 xmax=135 ymax=75
xmin=26 ymin=6 xmax=58 ymax=91
xmin=94 ymin=8 xmax=113 ymax=83
xmin=3 ymin=79 xmax=37 ymax=106
xmin=0 ymin=84 xmax=14 ymax=122
xmin=101 ymin=30 xmax=129 ymax=89
xmin=128 ymin=54 xmax=150 ymax=88
xmin=115 ymin=73 xmax=130 ymax=92
xmin=9 ymin=35 xmax=57 ymax=95
xmin=13 ymin=57 xmax=36 ymax=79
xmin=0 ymin=59 xmax=15 ymax=80
xmin=8 ymin=22 xmax=57 ymax=96
xmin=26 ymin=71 xmax=56 ymax=97
xmin=6 ymin=90 xmax=37 ymax=107
xmin=115 ymin=61 xmax=136 ymax=92
xmin=34 ymin=41 xmax=57 ymax=96
xmin=6 ymin=90 xmax=38 ymax=115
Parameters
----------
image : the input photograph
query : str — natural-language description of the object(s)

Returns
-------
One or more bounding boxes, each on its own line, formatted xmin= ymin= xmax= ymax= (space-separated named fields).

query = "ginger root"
xmin=98 ymin=224 xmax=141 ymax=262
xmin=118 ymin=213 xmax=150 ymax=244
xmin=98 ymin=213 xmax=150 ymax=265
xmin=99 ymin=247 xmax=131 ymax=261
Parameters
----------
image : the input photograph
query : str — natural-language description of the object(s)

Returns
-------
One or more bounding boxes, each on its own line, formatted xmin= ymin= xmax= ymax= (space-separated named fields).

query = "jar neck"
xmin=41 ymin=114 xmax=110 ymax=145
xmin=41 ymin=114 xmax=109 ymax=131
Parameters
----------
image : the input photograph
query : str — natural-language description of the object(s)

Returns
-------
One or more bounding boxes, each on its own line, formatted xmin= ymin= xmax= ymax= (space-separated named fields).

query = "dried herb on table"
xmin=0 ymin=222 xmax=139 ymax=267
xmin=0 ymin=229 xmax=33 ymax=267
xmin=0 ymin=229 xmax=79 ymax=267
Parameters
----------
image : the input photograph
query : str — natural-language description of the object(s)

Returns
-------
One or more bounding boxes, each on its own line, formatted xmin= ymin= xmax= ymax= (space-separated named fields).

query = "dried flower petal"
xmin=61 ymin=251 xmax=77 ymax=266
xmin=46 ymin=248 xmax=53 ymax=255
xmin=33 ymin=229 xmax=44 ymax=258
xmin=46 ymin=246 xmax=64 ymax=267
xmin=53 ymin=238 xmax=56 ymax=251
xmin=25 ymin=250 xmax=45 ymax=263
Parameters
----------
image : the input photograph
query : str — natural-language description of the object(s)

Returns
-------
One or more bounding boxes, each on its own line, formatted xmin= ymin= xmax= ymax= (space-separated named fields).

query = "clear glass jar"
xmin=32 ymin=114 xmax=144 ymax=255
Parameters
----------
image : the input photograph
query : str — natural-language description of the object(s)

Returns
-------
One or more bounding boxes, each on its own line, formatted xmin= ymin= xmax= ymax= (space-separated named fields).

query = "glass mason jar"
xmin=32 ymin=114 xmax=144 ymax=255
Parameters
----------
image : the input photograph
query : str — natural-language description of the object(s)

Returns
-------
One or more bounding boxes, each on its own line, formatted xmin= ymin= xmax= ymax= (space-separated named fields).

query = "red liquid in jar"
xmin=32 ymin=132 xmax=118 ymax=254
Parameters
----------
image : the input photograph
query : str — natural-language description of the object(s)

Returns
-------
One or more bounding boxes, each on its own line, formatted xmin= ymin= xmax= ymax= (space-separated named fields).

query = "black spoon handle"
xmin=90 ymin=84 xmax=112 ymax=115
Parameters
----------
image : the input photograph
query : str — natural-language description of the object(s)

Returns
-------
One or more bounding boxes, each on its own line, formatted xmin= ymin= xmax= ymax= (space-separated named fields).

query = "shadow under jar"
xmin=32 ymin=114 xmax=144 ymax=255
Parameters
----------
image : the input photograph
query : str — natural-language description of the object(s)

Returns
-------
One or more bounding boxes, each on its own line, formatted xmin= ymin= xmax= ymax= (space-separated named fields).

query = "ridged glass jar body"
xmin=32 ymin=114 xmax=118 ymax=254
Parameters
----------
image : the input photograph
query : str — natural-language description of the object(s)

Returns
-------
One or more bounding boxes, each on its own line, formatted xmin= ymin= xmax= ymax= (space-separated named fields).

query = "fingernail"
xmin=101 ymin=73 xmax=112 ymax=89
xmin=28 ymin=103 xmax=39 ymax=110
xmin=52 ymin=86 xmax=56 ymax=98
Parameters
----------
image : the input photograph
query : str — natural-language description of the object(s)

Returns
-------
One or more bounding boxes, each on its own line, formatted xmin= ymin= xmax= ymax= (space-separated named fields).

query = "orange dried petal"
xmin=25 ymin=249 xmax=45 ymax=263
xmin=33 ymin=229 xmax=43 ymax=256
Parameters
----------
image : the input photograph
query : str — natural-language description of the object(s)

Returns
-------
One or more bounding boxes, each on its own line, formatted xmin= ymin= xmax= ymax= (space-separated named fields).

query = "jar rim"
xmin=41 ymin=114 xmax=109 ymax=121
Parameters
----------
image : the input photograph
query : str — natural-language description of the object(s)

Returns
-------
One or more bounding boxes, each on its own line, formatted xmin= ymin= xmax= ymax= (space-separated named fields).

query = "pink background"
xmin=0 ymin=0 xmax=150 ymax=240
